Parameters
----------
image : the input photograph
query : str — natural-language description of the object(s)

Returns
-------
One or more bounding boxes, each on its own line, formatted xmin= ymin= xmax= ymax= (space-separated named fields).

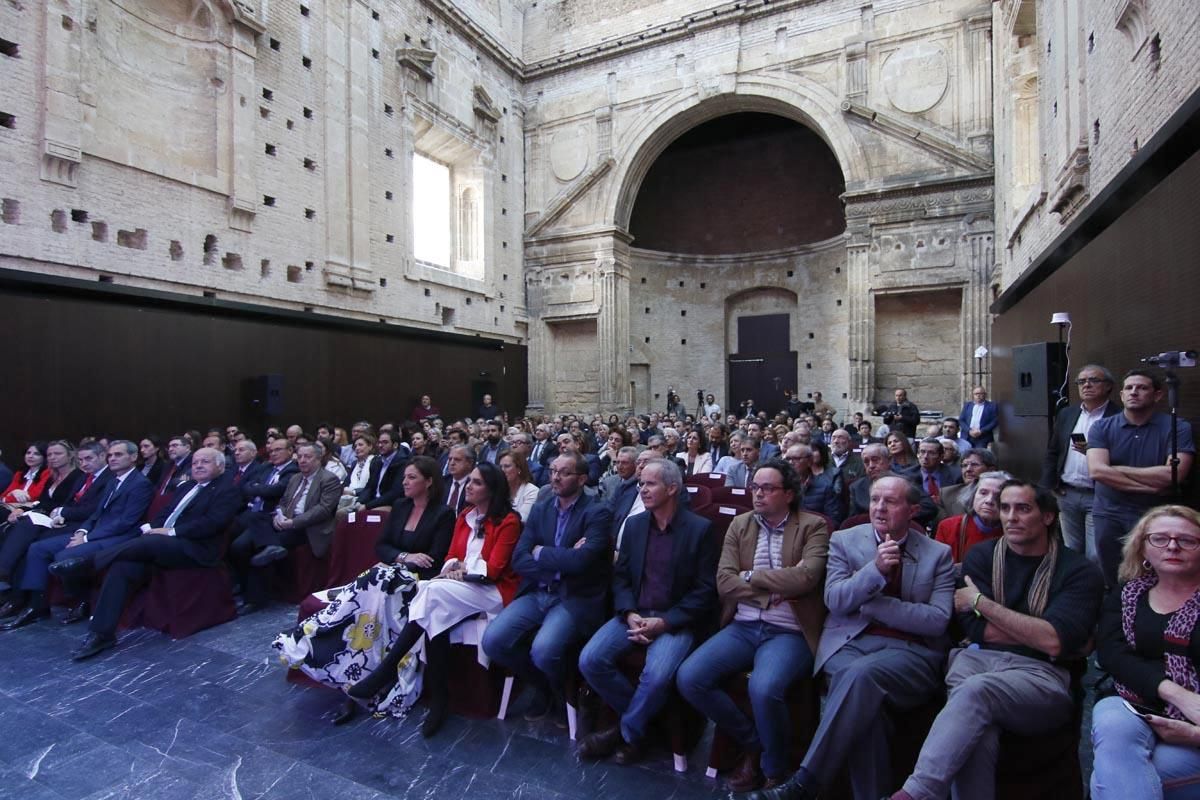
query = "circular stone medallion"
xmin=881 ymin=42 xmax=949 ymax=114
xmin=549 ymin=125 xmax=589 ymax=182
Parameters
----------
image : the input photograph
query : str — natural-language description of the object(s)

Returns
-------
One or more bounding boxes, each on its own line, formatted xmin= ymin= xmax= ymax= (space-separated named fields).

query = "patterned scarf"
xmin=991 ymin=535 xmax=1058 ymax=618
xmin=1115 ymin=574 xmax=1200 ymax=721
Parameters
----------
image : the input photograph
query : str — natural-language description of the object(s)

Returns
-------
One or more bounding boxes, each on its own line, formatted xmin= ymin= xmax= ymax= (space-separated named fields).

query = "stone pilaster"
xmin=40 ymin=0 xmax=84 ymax=187
xmin=597 ymin=237 xmax=632 ymax=412
xmin=846 ymin=229 xmax=873 ymax=407
xmin=963 ymin=230 xmax=995 ymax=392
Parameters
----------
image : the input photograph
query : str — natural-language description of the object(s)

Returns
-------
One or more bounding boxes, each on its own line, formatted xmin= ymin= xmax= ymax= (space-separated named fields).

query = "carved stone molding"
xmin=40 ymin=140 xmax=81 ymax=187
xmin=472 ymin=85 xmax=500 ymax=124
xmin=397 ymin=47 xmax=436 ymax=81
xmin=844 ymin=176 xmax=994 ymax=222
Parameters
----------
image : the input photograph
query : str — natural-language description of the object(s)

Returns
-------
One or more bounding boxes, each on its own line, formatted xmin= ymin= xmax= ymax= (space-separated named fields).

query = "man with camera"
xmin=881 ymin=388 xmax=920 ymax=438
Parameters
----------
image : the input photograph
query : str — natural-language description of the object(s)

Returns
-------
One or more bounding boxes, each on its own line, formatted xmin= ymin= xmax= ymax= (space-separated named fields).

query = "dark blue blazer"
xmin=0 ymin=462 xmax=12 ymax=496
xmin=79 ymin=470 xmax=154 ymax=541
xmin=959 ymin=401 xmax=1000 ymax=446
xmin=511 ymin=491 xmax=614 ymax=627
xmin=60 ymin=468 xmax=115 ymax=524
xmin=241 ymin=461 xmax=299 ymax=513
xmin=117 ymin=479 xmax=240 ymax=567
xmin=231 ymin=461 xmax=268 ymax=489
xmin=801 ymin=472 xmax=845 ymax=526
xmin=612 ymin=505 xmax=718 ymax=632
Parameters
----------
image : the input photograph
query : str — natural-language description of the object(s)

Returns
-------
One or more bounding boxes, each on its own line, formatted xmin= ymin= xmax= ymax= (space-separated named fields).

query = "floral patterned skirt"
xmin=272 ymin=562 xmax=423 ymax=716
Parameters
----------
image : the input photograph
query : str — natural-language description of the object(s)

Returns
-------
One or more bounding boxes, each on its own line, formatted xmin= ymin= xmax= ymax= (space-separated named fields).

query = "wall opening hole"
xmin=70 ymin=209 xmax=87 ymax=223
xmin=202 ymin=234 xmax=218 ymax=264
xmin=169 ymin=240 xmax=183 ymax=261
xmin=222 ymin=252 xmax=243 ymax=270
xmin=51 ymin=209 xmax=68 ymax=233
xmin=1 ymin=198 xmax=18 ymax=224
xmin=287 ymin=265 xmax=302 ymax=282
xmin=260 ymin=259 xmax=271 ymax=277
xmin=91 ymin=221 xmax=108 ymax=241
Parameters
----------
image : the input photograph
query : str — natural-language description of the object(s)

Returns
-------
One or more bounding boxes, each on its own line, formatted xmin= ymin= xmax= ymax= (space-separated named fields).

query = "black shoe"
xmin=48 ymin=557 xmax=93 ymax=579
xmin=578 ymin=725 xmax=622 ymax=760
xmin=0 ymin=606 xmax=49 ymax=631
xmin=743 ymin=774 xmax=819 ymax=800
xmin=236 ymin=601 xmax=264 ymax=617
xmin=522 ymin=688 xmax=553 ymax=721
xmin=0 ymin=600 xmax=22 ymax=620
xmin=250 ymin=545 xmax=288 ymax=567
xmin=332 ymin=699 xmax=359 ymax=726
xmin=71 ymin=632 xmax=117 ymax=661
xmin=62 ymin=601 xmax=91 ymax=625
xmin=420 ymin=693 xmax=448 ymax=738
xmin=612 ymin=739 xmax=643 ymax=766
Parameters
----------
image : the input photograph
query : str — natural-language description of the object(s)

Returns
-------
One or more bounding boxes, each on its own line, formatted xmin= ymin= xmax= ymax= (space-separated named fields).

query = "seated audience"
xmin=784 ymin=444 xmax=844 ymax=525
xmin=676 ymin=458 xmax=829 ymax=792
xmin=343 ymin=434 xmax=376 ymax=498
xmin=750 ymin=476 xmax=954 ymax=800
xmin=681 ymin=430 xmax=713 ymax=477
xmin=1091 ymin=505 xmax=1200 ymax=799
xmin=137 ymin=436 xmax=166 ymax=487
xmin=1 ymin=441 xmax=50 ymax=507
xmin=932 ymin=471 xmax=1012 ymax=564
xmin=353 ymin=430 xmax=407 ymax=510
xmin=889 ymin=481 xmax=1103 ymax=800
xmin=827 ymin=429 xmax=865 ymax=487
xmin=577 ymin=460 xmax=717 ymax=766
xmin=499 ymin=451 xmax=538 ymax=521
xmin=847 ymin=444 xmax=937 ymax=527
xmin=938 ymin=447 xmax=999 ymax=518
xmin=915 ymin=438 xmax=961 ymax=505
xmin=442 ymin=445 xmax=476 ymax=515
xmin=55 ymin=447 xmax=243 ymax=659
xmin=345 ymin=462 xmax=520 ymax=737
xmin=886 ymin=432 xmax=918 ymax=478
xmin=726 ymin=436 xmax=763 ymax=488
xmin=0 ymin=441 xmax=153 ymax=630
xmin=483 ymin=453 xmax=613 ymax=723
xmin=229 ymin=439 xmax=265 ymax=487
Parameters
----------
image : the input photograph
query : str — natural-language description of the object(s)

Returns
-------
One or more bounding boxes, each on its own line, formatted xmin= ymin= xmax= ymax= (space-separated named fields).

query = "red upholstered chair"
xmin=683 ymin=484 xmax=713 ymax=514
xmin=709 ymin=486 xmax=754 ymax=509
xmin=700 ymin=503 xmax=743 ymax=542
xmin=278 ymin=542 xmax=329 ymax=604
xmin=685 ymin=473 xmax=727 ymax=489
xmin=139 ymin=565 xmax=238 ymax=638
xmin=327 ymin=508 xmax=390 ymax=587
xmin=838 ymin=513 xmax=869 ymax=530
xmin=705 ymin=676 xmax=821 ymax=778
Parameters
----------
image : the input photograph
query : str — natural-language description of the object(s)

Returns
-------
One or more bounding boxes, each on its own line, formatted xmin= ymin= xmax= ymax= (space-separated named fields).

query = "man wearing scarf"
xmin=889 ymin=480 xmax=1104 ymax=800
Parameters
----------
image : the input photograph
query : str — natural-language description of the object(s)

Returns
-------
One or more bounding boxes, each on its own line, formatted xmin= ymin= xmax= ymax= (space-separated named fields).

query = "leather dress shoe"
xmin=420 ymin=694 xmax=448 ymax=738
xmin=612 ymin=739 xmax=643 ymax=766
xmin=727 ymin=751 xmax=765 ymax=793
xmin=0 ymin=606 xmax=49 ymax=631
xmin=743 ymin=774 xmax=818 ymax=800
xmin=71 ymin=632 xmax=117 ymax=660
xmin=577 ymin=725 xmax=622 ymax=760
xmin=0 ymin=600 xmax=22 ymax=620
xmin=48 ymin=556 xmax=92 ymax=579
xmin=236 ymin=601 xmax=264 ymax=616
xmin=62 ymin=601 xmax=91 ymax=625
xmin=332 ymin=699 xmax=359 ymax=726
xmin=250 ymin=545 xmax=288 ymax=567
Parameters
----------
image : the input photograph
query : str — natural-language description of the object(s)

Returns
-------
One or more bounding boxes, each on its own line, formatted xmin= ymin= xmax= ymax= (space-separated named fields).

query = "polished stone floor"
xmin=0 ymin=606 xmax=729 ymax=800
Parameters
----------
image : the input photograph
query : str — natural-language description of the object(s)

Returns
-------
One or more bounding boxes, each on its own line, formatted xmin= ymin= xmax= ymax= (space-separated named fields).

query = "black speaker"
xmin=1012 ymin=342 xmax=1068 ymax=417
xmin=242 ymin=374 xmax=283 ymax=417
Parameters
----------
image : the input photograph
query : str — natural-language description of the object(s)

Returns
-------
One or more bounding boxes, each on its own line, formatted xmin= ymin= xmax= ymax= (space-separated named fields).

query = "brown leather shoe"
xmin=577 ymin=725 xmax=622 ymax=760
xmin=727 ymin=750 xmax=764 ymax=793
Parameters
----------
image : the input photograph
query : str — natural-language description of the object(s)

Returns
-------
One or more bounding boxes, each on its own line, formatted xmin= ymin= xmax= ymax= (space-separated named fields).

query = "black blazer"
xmin=140 ymin=459 xmax=165 ymax=489
xmin=60 ymin=468 xmax=116 ymax=523
xmin=29 ymin=469 xmax=86 ymax=516
xmin=611 ymin=505 xmax=718 ymax=633
xmin=374 ymin=498 xmax=456 ymax=579
xmin=1040 ymin=400 xmax=1123 ymax=490
xmin=241 ymin=461 xmax=300 ymax=513
xmin=357 ymin=454 xmax=407 ymax=508
xmin=441 ymin=476 xmax=471 ymax=516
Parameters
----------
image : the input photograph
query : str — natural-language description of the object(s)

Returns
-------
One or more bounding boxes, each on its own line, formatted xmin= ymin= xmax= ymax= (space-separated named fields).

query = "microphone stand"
xmin=1166 ymin=369 xmax=1181 ymax=497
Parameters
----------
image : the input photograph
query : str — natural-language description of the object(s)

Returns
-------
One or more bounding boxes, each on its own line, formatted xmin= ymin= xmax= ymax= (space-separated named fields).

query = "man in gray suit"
xmin=749 ymin=475 xmax=955 ymax=800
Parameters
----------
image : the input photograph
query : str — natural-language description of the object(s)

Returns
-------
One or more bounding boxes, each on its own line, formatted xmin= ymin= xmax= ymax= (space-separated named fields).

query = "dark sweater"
xmin=960 ymin=539 xmax=1104 ymax=661
xmin=1097 ymin=586 xmax=1200 ymax=708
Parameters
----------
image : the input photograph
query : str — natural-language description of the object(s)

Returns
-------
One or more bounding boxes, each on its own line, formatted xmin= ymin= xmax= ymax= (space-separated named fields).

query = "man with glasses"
xmin=888 ymin=480 xmax=1103 ymax=800
xmin=959 ymin=386 xmax=999 ymax=449
xmin=785 ymin=444 xmax=845 ymax=526
xmin=483 ymin=453 xmax=613 ymax=723
xmin=750 ymin=475 xmax=954 ymax=800
xmin=578 ymin=459 xmax=717 ymax=766
xmin=677 ymin=458 xmax=829 ymax=792
xmin=1088 ymin=369 xmax=1195 ymax=586
xmin=1039 ymin=364 xmax=1123 ymax=563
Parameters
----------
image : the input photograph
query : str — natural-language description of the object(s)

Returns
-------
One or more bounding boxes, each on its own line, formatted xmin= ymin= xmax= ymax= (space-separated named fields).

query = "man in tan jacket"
xmin=676 ymin=457 xmax=829 ymax=793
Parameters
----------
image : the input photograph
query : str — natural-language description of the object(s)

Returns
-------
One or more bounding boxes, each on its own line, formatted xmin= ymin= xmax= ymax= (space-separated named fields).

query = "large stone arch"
xmin=607 ymin=76 xmax=870 ymax=234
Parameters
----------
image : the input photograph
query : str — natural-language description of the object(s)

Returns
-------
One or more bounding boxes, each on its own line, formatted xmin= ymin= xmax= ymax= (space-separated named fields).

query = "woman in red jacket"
xmin=1 ymin=442 xmax=51 ymax=507
xmin=348 ymin=461 xmax=520 ymax=736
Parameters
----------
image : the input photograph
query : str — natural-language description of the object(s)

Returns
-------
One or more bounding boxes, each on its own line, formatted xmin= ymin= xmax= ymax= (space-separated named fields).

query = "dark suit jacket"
xmin=959 ymin=401 xmax=1000 ymax=446
xmin=79 ymin=470 xmax=154 ymax=542
xmin=97 ymin=479 xmax=242 ymax=568
xmin=0 ymin=462 xmax=11 ymax=495
xmin=511 ymin=492 xmax=614 ymax=628
xmin=830 ymin=452 xmax=866 ymax=487
xmin=801 ymin=472 xmax=845 ymax=526
xmin=848 ymin=474 xmax=939 ymax=527
xmin=375 ymin=499 xmax=456 ymax=579
xmin=59 ymin=468 xmax=115 ymax=523
xmin=280 ymin=470 xmax=343 ymax=557
xmin=28 ymin=469 xmax=85 ymax=516
xmin=442 ymin=476 xmax=471 ymax=515
xmin=357 ymin=453 xmax=407 ymax=508
xmin=612 ymin=505 xmax=718 ymax=632
xmin=1040 ymin=400 xmax=1123 ymax=490
xmin=242 ymin=461 xmax=300 ymax=513
xmin=606 ymin=476 xmax=641 ymax=534
xmin=530 ymin=440 xmax=559 ymax=468
xmin=155 ymin=454 xmax=194 ymax=496
xmin=230 ymin=461 xmax=268 ymax=490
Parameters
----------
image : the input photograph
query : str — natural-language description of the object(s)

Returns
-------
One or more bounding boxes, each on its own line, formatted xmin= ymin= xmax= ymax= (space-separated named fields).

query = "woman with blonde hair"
xmin=1092 ymin=505 xmax=1200 ymax=798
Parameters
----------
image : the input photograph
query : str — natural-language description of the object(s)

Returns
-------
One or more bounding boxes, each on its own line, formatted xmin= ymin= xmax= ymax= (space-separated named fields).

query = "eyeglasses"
xmin=1075 ymin=378 xmax=1111 ymax=386
xmin=548 ymin=468 xmax=583 ymax=477
xmin=748 ymin=483 xmax=784 ymax=495
xmin=1147 ymin=533 xmax=1200 ymax=551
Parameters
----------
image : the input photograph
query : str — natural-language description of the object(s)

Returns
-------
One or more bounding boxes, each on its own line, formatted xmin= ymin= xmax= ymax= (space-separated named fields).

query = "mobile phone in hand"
xmin=1122 ymin=698 xmax=1158 ymax=719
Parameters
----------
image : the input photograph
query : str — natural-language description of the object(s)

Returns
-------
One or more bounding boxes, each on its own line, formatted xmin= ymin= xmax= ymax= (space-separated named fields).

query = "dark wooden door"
xmin=728 ymin=314 xmax=796 ymax=416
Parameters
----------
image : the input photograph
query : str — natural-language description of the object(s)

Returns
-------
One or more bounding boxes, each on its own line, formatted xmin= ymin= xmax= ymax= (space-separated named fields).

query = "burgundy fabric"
xmin=684 ymin=473 xmax=728 ymax=489
xmin=684 ymin=485 xmax=713 ymax=513
xmin=140 ymin=566 xmax=237 ymax=639
xmin=327 ymin=509 xmax=391 ymax=587
xmin=278 ymin=543 xmax=329 ymax=604
xmin=708 ymin=486 xmax=755 ymax=510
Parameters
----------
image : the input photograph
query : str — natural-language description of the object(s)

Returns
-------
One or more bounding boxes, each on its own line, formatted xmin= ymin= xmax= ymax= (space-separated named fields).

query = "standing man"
xmin=476 ymin=393 xmax=501 ymax=420
xmin=882 ymin=389 xmax=920 ymax=439
xmin=577 ymin=460 xmax=717 ymax=765
xmin=889 ymin=481 xmax=1103 ymax=800
xmin=483 ymin=453 xmax=613 ymax=719
xmin=703 ymin=393 xmax=722 ymax=420
xmin=677 ymin=459 xmax=829 ymax=792
xmin=1039 ymin=364 xmax=1122 ymax=561
xmin=749 ymin=476 xmax=955 ymax=800
xmin=1088 ymin=369 xmax=1194 ymax=585
xmin=959 ymin=386 xmax=999 ymax=448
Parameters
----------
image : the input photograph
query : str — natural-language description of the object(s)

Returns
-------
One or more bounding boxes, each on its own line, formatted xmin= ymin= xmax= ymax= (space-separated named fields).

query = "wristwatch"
xmin=741 ymin=570 xmax=754 ymax=582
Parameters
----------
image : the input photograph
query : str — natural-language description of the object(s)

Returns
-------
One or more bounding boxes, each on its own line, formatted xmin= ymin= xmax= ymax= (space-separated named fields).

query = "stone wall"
xmin=873 ymin=288 xmax=964 ymax=415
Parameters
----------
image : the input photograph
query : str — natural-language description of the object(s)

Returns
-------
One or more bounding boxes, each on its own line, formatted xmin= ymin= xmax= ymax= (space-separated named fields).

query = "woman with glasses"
xmin=1092 ymin=505 xmax=1200 ymax=798
xmin=341 ymin=462 xmax=520 ymax=737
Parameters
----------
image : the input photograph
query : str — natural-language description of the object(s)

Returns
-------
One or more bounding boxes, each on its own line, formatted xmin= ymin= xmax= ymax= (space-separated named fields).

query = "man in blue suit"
xmin=959 ymin=386 xmax=999 ymax=448
xmin=1 ymin=440 xmax=153 ymax=630
xmin=578 ymin=459 xmax=718 ymax=765
xmin=482 ymin=453 xmax=614 ymax=719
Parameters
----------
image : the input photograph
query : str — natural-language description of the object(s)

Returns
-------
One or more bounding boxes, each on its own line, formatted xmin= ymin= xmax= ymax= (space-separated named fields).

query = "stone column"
xmin=227 ymin=9 xmax=265 ymax=231
xmin=966 ymin=13 xmax=994 ymax=156
xmin=845 ymin=229 xmax=873 ymax=408
xmin=963 ymin=230 xmax=995 ymax=393
xmin=524 ymin=266 xmax=548 ymax=414
xmin=597 ymin=234 xmax=632 ymax=413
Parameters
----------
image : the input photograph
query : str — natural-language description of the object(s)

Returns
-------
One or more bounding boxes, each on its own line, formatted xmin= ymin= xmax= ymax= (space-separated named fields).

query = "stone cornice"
xmin=842 ymin=174 xmax=994 ymax=220
xmin=425 ymin=0 xmax=525 ymax=77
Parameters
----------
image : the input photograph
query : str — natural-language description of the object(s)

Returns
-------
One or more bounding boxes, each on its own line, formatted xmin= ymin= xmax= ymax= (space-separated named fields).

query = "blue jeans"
xmin=1092 ymin=695 xmax=1200 ymax=799
xmin=481 ymin=589 xmax=588 ymax=692
xmin=1058 ymin=485 xmax=1097 ymax=564
xmin=578 ymin=615 xmax=695 ymax=745
xmin=676 ymin=620 xmax=813 ymax=778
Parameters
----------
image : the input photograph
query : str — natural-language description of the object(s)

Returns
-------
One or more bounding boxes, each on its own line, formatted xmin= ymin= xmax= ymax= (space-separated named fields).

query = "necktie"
xmin=883 ymin=541 xmax=905 ymax=597
xmin=926 ymin=474 xmax=940 ymax=502
xmin=290 ymin=477 xmax=310 ymax=516
xmin=163 ymin=484 xmax=202 ymax=529
xmin=158 ymin=463 xmax=176 ymax=495
xmin=102 ymin=478 xmax=122 ymax=508
xmin=448 ymin=480 xmax=461 ymax=510
xmin=73 ymin=473 xmax=94 ymax=502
